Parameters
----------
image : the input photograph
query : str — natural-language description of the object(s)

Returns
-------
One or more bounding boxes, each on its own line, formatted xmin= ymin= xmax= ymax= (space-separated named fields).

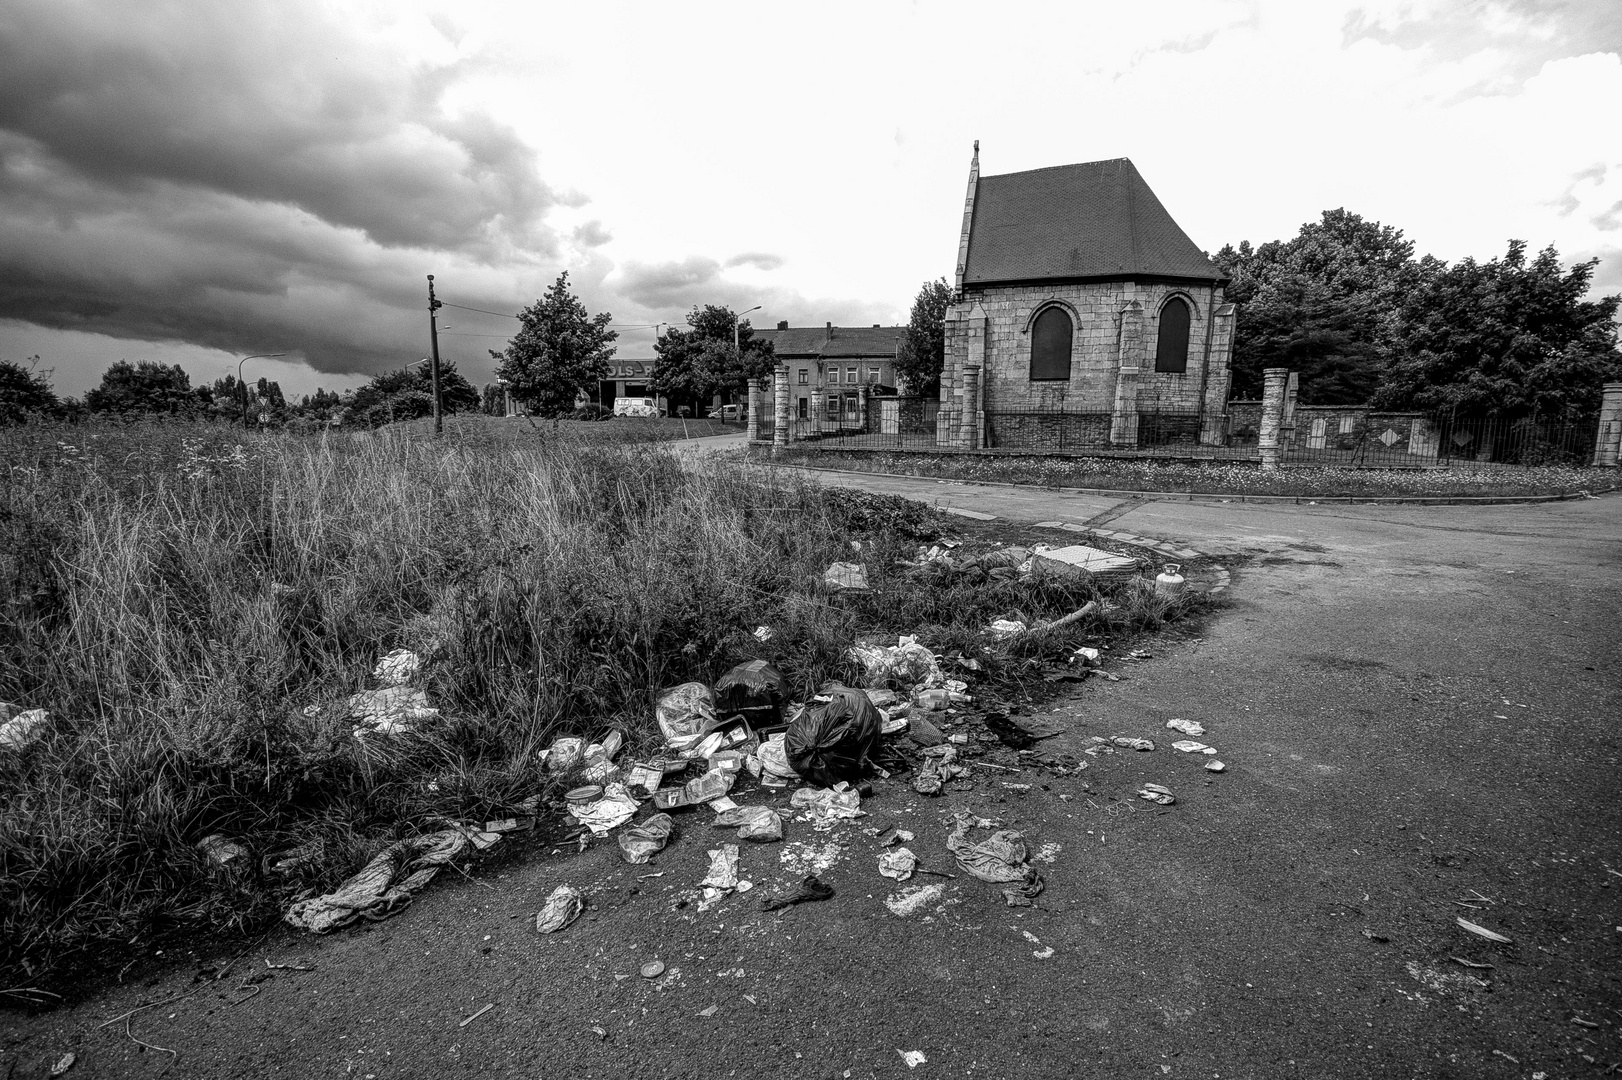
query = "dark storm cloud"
xmin=615 ymin=257 xmax=727 ymax=309
xmin=0 ymin=1 xmax=563 ymax=373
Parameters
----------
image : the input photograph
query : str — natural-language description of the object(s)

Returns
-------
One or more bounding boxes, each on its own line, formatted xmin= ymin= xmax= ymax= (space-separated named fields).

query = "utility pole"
xmin=427 ymin=275 xmax=444 ymax=435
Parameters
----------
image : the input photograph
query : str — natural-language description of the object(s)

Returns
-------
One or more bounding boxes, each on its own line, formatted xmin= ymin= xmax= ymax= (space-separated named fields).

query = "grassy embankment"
xmin=0 ymin=420 xmax=1199 ymax=991
xmin=766 ymin=448 xmax=1617 ymax=499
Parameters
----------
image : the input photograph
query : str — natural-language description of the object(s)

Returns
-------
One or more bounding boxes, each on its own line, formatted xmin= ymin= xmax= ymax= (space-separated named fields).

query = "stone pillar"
xmin=772 ymin=364 xmax=790 ymax=449
xmin=1110 ymin=301 xmax=1144 ymax=446
xmin=1258 ymin=367 xmax=1290 ymax=471
xmin=1595 ymin=382 xmax=1622 ymax=467
xmin=959 ymin=367 xmax=980 ymax=450
xmin=746 ymin=379 xmax=761 ymax=442
xmin=1200 ymin=303 xmax=1236 ymax=445
xmin=857 ymin=385 xmax=869 ymax=433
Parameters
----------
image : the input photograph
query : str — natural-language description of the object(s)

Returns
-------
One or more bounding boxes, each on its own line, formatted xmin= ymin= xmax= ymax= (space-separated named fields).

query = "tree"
xmin=651 ymin=305 xmax=776 ymax=412
xmin=349 ymin=361 xmax=480 ymax=427
xmin=85 ymin=360 xmax=202 ymax=415
xmin=0 ymin=356 xmax=60 ymax=422
xmin=1213 ymin=210 xmax=1415 ymax=402
xmin=493 ymin=272 xmax=617 ymax=417
xmin=894 ymin=277 xmax=953 ymax=396
xmin=1374 ymin=241 xmax=1622 ymax=416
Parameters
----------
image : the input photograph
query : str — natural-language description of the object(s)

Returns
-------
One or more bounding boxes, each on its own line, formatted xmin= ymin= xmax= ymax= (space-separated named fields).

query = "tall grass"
xmin=0 ymin=422 xmax=1190 ymax=988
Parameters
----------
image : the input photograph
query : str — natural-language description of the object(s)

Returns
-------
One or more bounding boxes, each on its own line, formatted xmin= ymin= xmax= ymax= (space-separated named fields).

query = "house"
xmin=754 ymin=322 xmax=906 ymax=426
xmin=596 ymin=359 xmax=659 ymax=410
xmin=940 ymin=144 xmax=1236 ymax=449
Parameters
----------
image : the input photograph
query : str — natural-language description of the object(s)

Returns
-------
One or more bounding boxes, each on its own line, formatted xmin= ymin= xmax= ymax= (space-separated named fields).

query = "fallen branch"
xmin=1015 ymin=601 xmax=1099 ymax=638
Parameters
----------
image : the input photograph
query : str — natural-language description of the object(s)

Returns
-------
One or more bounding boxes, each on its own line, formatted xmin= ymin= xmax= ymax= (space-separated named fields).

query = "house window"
xmin=798 ymin=369 xmax=808 ymax=385
xmin=797 ymin=397 xmax=808 ymax=419
xmin=846 ymin=366 xmax=857 ymax=384
xmin=826 ymin=395 xmax=839 ymax=417
xmin=1154 ymin=297 xmax=1191 ymax=374
xmin=868 ymin=367 xmax=880 ymax=383
xmin=1029 ymin=307 xmax=1072 ymax=380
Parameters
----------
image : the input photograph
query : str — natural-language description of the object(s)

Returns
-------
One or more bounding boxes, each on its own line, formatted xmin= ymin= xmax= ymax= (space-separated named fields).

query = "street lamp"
xmin=733 ymin=305 xmax=761 ymax=421
xmin=237 ymin=352 xmax=287 ymax=430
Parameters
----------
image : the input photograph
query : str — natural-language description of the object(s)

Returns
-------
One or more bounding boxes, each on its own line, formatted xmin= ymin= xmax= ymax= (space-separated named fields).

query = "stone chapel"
xmin=939 ymin=144 xmax=1236 ymax=449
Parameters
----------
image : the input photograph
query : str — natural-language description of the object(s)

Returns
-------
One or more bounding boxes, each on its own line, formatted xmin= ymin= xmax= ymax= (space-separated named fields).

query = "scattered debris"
xmin=715 ymin=660 xmax=790 ymax=728
xmin=787 ymin=686 xmax=880 ymax=787
xmin=459 ymin=1003 xmax=494 ymax=1028
xmin=879 ymin=848 xmax=918 ymax=881
xmin=985 ymin=713 xmax=1063 ymax=749
xmin=1112 ymin=737 xmax=1155 ymax=752
xmin=0 ymin=706 xmax=48 ymax=750
xmin=760 ymin=875 xmax=835 ymax=912
xmin=548 ymin=736 xmax=586 ymax=772
xmin=197 ymin=834 xmax=249 ymax=870
xmin=986 ymin=619 xmax=1027 ymax=639
xmin=534 ymin=885 xmax=584 ymax=933
xmin=1165 ymin=718 xmax=1205 ymax=736
xmin=1003 ymin=876 xmax=1045 ymax=907
xmin=1450 ymin=956 xmax=1494 ymax=970
xmin=49 ymin=1052 xmax=74 ymax=1076
xmin=1032 ymin=544 xmax=1139 ymax=576
xmin=619 ymin=813 xmax=676 ymax=864
xmin=1137 ymin=783 xmax=1176 ymax=806
xmin=697 ymin=1004 xmax=719 ymax=1018
xmin=1170 ymin=740 xmax=1217 ymax=755
xmin=849 ymin=635 xmax=944 ymax=691
xmin=753 ymin=625 xmax=774 ymax=642
xmin=1032 ymin=946 xmax=1055 ymax=960
xmin=1573 ymin=1017 xmax=1600 ymax=1029
xmin=1205 ymin=760 xmax=1226 ymax=773
xmin=790 ymin=783 xmax=865 ymax=826
xmin=823 ymin=562 xmax=870 ymax=592
xmin=885 ymin=883 xmax=946 ymax=916
xmin=568 ymin=782 xmax=640 ymax=835
xmin=654 ymin=767 xmax=736 ymax=810
xmin=899 ymin=1050 xmax=928 ymax=1068
xmin=756 ymin=733 xmax=800 ymax=781
xmin=1456 ymin=917 xmax=1512 ymax=944
xmin=908 ymin=714 xmax=946 ymax=747
xmin=715 ymin=806 xmax=784 ymax=843
xmin=656 ymin=682 xmax=716 ymax=742
xmin=285 ymin=830 xmax=468 ymax=933
xmin=640 ymin=961 xmax=666 ymax=979
xmin=701 ymin=845 xmax=741 ymax=890
xmin=348 ymin=685 xmax=439 ymax=737
xmin=1362 ymin=929 xmax=1390 ymax=943
xmin=372 ymin=648 xmax=422 ymax=686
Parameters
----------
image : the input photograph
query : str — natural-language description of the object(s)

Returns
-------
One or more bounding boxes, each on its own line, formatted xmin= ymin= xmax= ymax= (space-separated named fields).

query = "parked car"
xmin=613 ymin=396 xmax=662 ymax=418
xmin=707 ymin=404 xmax=745 ymax=421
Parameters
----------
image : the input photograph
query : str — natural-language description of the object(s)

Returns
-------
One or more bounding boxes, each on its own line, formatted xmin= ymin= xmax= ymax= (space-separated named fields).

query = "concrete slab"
xmin=1032 ymin=543 xmax=1139 ymax=575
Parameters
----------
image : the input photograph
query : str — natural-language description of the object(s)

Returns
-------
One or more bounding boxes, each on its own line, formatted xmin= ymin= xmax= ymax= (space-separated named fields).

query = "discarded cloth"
xmin=285 ymin=830 xmax=468 ymax=933
xmin=946 ymin=813 xmax=1040 ymax=886
xmin=759 ymin=874 xmax=834 ymax=912
xmin=847 ymin=635 xmax=944 ymax=691
xmin=878 ymin=847 xmax=917 ymax=881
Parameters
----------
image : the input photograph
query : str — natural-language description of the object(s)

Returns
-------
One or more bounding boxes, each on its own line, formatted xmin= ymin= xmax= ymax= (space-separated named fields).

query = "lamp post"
xmin=733 ymin=305 xmax=761 ymax=421
xmin=237 ymin=352 xmax=287 ymax=429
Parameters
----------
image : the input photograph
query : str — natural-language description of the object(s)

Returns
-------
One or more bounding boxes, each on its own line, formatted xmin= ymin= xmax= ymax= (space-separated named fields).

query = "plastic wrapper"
xmin=347 ymin=687 xmax=438 ymax=737
xmin=653 ymin=767 xmax=735 ymax=810
xmin=534 ymin=884 xmax=584 ymax=933
xmin=847 ymin=635 xmax=942 ymax=691
xmin=715 ymin=660 xmax=790 ymax=727
xmin=700 ymin=843 xmax=740 ymax=889
xmin=756 ymin=733 xmax=799 ymax=779
xmin=567 ymin=782 xmax=639 ymax=835
xmin=823 ymin=562 xmax=869 ymax=592
xmin=372 ymin=648 xmax=422 ymax=686
xmin=618 ymin=813 xmax=675 ymax=864
xmin=548 ymin=736 xmax=586 ymax=771
xmin=0 ymin=707 xmax=49 ymax=750
xmin=715 ymin=805 xmax=783 ymax=843
xmin=785 ymin=685 xmax=879 ymax=788
xmin=656 ymin=682 xmax=715 ymax=742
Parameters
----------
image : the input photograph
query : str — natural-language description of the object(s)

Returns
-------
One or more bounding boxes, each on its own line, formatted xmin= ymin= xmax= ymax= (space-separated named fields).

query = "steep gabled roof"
xmin=755 ymin=325 xmax=906 ymax=360
xmin=963 ymin=158 xmax=1221 ymax=285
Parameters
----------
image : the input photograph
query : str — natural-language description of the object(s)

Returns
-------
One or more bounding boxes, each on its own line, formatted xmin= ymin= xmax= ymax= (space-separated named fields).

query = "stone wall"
xmin=941 ymin=279 xmax=1234 ymax=448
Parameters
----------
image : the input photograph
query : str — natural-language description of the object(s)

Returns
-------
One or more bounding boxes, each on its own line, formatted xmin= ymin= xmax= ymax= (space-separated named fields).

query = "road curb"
xmin=763 ymin=458 xmax=1618 ymax=507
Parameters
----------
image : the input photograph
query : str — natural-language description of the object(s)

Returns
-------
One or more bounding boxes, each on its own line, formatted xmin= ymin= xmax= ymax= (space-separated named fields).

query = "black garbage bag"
xmin=715 ymin=659 xmax=790 ymax=727
xmin=786 ymin=684 xmax=880 ymax=787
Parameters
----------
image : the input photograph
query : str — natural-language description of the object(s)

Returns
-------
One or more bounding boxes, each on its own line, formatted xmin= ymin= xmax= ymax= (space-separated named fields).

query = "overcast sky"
xmin=1 ymin=0 xmax=1618 ymax=400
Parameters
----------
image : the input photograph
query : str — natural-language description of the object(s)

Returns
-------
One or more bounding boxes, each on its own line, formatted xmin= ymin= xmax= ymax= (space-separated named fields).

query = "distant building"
xmin=941 ymin=144 xmax=1236 ymax=448
xmin=754 ymin=322 xmax=906 ymax=425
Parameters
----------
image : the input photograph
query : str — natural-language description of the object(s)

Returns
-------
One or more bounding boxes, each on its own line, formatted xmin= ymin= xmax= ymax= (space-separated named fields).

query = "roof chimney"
xmin=825 ymin=321 xmax=832 ymax=342
xmin=777 ymin=320 xmax=788 ymax=331
xmin=873 ymin=324 xmax=880 ymax=328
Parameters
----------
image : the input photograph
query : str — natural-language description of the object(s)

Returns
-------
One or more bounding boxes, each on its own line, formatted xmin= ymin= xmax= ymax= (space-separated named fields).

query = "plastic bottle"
xmin=1154 ymin=563 xmax=1186 ymax=599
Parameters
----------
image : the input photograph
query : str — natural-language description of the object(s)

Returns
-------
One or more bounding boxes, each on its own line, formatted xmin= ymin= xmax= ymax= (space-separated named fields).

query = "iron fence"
xmin=748 ymin=394 xmax=1600 ymax=469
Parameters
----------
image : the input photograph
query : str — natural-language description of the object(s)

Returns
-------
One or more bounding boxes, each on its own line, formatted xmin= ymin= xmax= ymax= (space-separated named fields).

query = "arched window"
xmin=1029 ymin=307 xmax=1072 ymax=381
xmin=1154 ymin=297 xmax=1191 ymax=373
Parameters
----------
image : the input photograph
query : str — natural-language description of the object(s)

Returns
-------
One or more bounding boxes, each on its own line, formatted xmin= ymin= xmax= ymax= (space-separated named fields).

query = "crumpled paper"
xmin=618 ymin=813 xmax=675 ymax=864
xmin=535 ymin=884 xmax=584 ymax=933
xmin=567 ymin=782 xmax=640 ymax=835
xmin=878 ymin=847 xmax=917 ymax=881
xmin=285 ymin=830 xmax=468 ymax=933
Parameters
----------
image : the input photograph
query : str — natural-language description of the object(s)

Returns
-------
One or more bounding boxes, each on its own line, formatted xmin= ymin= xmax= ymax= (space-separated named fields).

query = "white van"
xmin=613 ymin=396 xmax=661 ymax=418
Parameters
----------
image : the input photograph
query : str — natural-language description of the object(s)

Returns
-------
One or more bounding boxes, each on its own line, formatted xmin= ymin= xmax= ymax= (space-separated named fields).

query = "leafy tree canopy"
xmin=894 ymin=278 xmax=953 ymax=396
xmin=651 ymin=305 xmax=775 ymax=405
xmin=349 ymin=361 xmax=479 ymax=427
xmin=493 ymin=272 xmax=617 ymax=417
xmin=0 ymin=356 xmax=60 ymax=422
xmin=85 ymin=360 xmax=200 ymax=415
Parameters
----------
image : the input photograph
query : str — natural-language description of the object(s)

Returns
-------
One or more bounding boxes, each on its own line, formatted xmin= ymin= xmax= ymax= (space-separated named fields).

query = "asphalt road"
xmin=5 ymin=463 xmax=1620 ymax=1080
